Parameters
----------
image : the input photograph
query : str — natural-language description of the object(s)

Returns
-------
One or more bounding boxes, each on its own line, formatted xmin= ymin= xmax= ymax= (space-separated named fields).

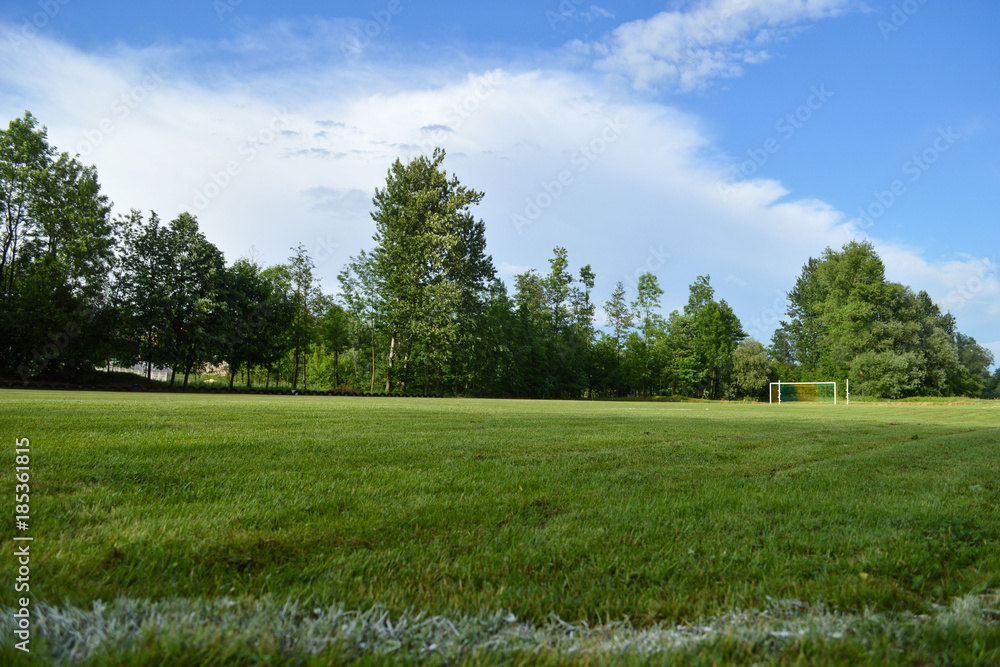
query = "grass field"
xmin=2 ymin=390 xmax=999 ymax=664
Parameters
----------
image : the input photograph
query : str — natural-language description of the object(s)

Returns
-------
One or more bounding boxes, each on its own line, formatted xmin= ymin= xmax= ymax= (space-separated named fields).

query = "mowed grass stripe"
xmin=1 ymin=391 xmax=998 ymax=626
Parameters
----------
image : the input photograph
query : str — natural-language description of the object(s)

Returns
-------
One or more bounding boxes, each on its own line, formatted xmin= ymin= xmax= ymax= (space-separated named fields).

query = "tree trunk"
xmin=399 ymin=351 xmax=410 ymax=394
xmin=183 ymin=361 xmax=193 ymax=387
xmin=385 ymin=330 xmax=398 ymax=393
xmin=370 ymin=325 xmax=376 ymax=392
xmin=229 ymin=364 xmax=236 ymax=389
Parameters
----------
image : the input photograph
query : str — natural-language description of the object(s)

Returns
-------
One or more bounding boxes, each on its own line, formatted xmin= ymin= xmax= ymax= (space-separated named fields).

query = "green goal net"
xmin=770 ymin=382 xmax=837 ymax=404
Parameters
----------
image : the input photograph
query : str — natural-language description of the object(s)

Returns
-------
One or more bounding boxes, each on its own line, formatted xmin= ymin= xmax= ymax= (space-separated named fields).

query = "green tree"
xmin=113 ymin=210 xmax=172 ymax=381
xmin=772 ymin=240 xmax=979 ymax=399
xmin=287 ymin=244 xmax=323 ymax=390
xmin=339 ymin=251 xmax=381 ymax=392
xmin=631 ymin=272 xmax=664 ymax=397
xmin=164 ymin=212 xmax=228 ymax=386
xmin=546 ymin=246 xmax=573 ymax=334
xmin=984 ymin=368 xmax=1000 ymax=399
xmin=320 ymin=302 xmax=352 ymax=389
xmin=665 ymin=276 xmax=745 ymax=399
xmin=1 ymin=112 xmax=114 ymax=380
xmin=572 ymin=265 xmax=597 ymax=396
xmin=955 ymin=333 xmax=994 ymax=389
xmin=732 ymin=338 xmax=774 ymax=400
xmin=220 ymin=257 xmax=295 ymax=389
xmin=604 ymin=281 xmax=634 ymax=360
xmin=369 ymin=148 xmax=494 ymax=393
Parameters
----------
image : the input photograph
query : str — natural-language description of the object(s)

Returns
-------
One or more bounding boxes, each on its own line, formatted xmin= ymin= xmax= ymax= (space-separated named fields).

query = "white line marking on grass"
xmin=3 ymin=593 xmax=997 ymax=662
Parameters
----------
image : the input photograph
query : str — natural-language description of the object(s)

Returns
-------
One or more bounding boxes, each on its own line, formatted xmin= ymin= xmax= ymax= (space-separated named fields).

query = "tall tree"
xmin=113 ymin=210 xmax=172 ymax=381
xmin=320 ymin=302 xmax=352 ymax=389
xmin=163 ymin=212 xmax=227 ymax=386
xmin=664 ymin=276 xmax=745 ymax=399
xmin=369 ymin=148 xmax=494 ymax=393
xmin=604 ymin=281 xmax=634 ymax=359
xmin=287 ymin=244 xmax=323 ymax=390
xmin=220 ymin=257 xmax=295 ymax=389
xmin=1 ymin=112 xmax=114 ymax=380
xmin=631 ymin=272 xmax=664 ymax=397
xmin=339 ymin=251 xmax=381 ymax=392
xmin=731 ymin=338 xmax=774 ymax=400
xmin=633 ymin=272 xmax=664 ymax=345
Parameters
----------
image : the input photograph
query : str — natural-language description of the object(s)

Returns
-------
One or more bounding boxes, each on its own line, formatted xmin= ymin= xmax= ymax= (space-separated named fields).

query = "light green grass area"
xmin=1 ymin=391 xmax=999 ymax=664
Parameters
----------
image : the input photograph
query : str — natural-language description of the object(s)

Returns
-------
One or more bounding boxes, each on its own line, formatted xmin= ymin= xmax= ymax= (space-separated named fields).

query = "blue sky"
xmin=2 ymin=0 xmax=998 ymax=363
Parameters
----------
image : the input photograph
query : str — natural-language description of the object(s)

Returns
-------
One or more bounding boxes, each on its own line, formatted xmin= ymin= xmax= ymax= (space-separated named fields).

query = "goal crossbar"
xmin=769 ymin=382 xmax=837 ymax=405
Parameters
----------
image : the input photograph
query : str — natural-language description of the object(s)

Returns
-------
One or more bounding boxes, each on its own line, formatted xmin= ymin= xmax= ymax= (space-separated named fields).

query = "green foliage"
xmin=731 ymin=338 xmax=774 ymax=400
xmin=504 ymin=248 xmax=593 ymax=398
xmin=112 ymin=211 xmax=228 ymax=386
xmin=604 ymin=281 xmax=634 ymax=358
xmin=219 ymin=257 xmax=295 ymax=389
xmin=772 ymin=241 xmax=989 ymax=399
xmin=985 ymin=368 xmax=1000 ymax=399
xmin=368 ymin=148 xmax=495 ymax=394
xmin=0 ymin=112 xmax=114 ymax=380
xmin=286 ymin=244 xmax=324 ymax=389
xmin=660 ymin=276 xmax=746 ymax=399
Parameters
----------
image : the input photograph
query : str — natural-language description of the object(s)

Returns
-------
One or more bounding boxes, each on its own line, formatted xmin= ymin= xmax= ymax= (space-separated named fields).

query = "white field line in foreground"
xmin=1 ymin=593 xmax=997 ymax=661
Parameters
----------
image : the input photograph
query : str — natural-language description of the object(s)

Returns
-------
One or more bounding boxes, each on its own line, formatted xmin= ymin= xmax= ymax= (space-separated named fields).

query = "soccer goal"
xmin=769 ymin=382 xmax=837 ymax=404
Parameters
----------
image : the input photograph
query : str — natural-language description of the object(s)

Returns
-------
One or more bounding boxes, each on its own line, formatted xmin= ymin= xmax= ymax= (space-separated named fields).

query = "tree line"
xmin=2 ymin=113 xmax=997 ymax=399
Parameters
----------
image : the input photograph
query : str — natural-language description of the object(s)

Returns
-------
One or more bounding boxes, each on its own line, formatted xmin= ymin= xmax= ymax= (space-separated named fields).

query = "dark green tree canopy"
xmin=1 ymin=112 xmax=113 ymax=379
xmin=773 ymin=240 xmax=991 ymax=398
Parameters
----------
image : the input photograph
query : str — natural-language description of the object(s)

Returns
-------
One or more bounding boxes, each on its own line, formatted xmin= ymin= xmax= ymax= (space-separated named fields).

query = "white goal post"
xmin=769 ymin=381 xmax=837 ymax=405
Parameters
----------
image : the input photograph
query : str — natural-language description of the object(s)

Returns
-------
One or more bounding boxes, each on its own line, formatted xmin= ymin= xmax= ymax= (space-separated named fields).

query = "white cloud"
xmin=498 ymin=262 xmax=535 ymax=276
xmin=590 ymin=0 xmax=857 ymax=91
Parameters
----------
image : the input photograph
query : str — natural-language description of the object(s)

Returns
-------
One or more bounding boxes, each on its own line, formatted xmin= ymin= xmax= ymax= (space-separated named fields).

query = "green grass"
xmin=2 ymin=391 xmax=999 ymax=664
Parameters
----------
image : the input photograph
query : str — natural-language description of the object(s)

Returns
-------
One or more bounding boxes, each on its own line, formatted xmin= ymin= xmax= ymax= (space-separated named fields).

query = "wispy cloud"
xmin=581 ymin=0 xmax=858 ymax=91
